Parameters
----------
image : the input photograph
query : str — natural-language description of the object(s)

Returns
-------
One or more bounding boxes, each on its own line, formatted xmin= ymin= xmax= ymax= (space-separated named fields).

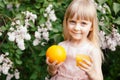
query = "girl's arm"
xmin=79 ymin=48 xmax=103 ymax=80
xmin=46 ymin=57 xmax=58 ymax=76
xmin=88 ymin=48 xmax=103 ymax=80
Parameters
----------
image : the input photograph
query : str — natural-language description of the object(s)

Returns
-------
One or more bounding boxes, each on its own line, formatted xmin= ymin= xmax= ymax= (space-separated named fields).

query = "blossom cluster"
xmin=33 ymin=4 xmax=57 ymax=46
xmin=7 ymin=11 xmax=37 ymax=50
xmin=99 ymin=27 xmax=120 ymax=51
xmin=0 ymin=53 xmax=20 ymax=80
xmin=96 ymin=3 xmax=110 ymax=14
xmin=0 ymin=28 xmax=2 ymax=36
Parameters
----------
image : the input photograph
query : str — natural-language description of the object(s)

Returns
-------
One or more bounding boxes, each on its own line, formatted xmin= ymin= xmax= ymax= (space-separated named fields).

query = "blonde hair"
xmin=63 ymin=0 xmax=104 ymax=61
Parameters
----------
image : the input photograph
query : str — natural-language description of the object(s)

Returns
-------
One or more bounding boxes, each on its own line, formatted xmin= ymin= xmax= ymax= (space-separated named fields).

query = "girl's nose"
xmin=74 ymin=24 xmax=81 ymax=30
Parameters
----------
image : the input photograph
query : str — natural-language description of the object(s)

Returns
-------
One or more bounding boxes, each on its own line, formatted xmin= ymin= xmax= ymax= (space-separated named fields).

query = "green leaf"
xmin=39 ymin=49 xmax=46 ymax=56
xmin=1 ymin=26 xmax=7 ymax=31
xmin=39 ymin=17 xmax=46 ymax=24
xmin=34 ymin=4 xmax=41 ymax=9
xmin=0 ymin=1 xmax=5 ymax=8
xmin=50 ymin=33 xmax=63 ymax=43
xmin=39 ymin=8 xmax=45 ymax=13
xmin=29 ymin=20 xmax=35 ymax=28
xmin=97 ymin=0 xmax=107 ymax=4
xmin=3 ymin=0 xmax=9 ymax=4
xmin=52 ymin=28 xmax=59 ymax=33
xmin=15 ymin=59 xmax=22 ymax=65
xmin=113 ymin=17 xmax=120 ymax=25
xmin=113 ymin=3 xmax=120 ymax=14
xmin=30 ymin=72 xmax=37 ymax=80
xmin=16 ymin=13 xmax=22 ymax=19
xmin=35 ymin=0 xmax=44 ymax=3
xmin=16 ymin=49 xmax=23 ymax=55
xmin=15 ymin=54 xmax=20 ymax=59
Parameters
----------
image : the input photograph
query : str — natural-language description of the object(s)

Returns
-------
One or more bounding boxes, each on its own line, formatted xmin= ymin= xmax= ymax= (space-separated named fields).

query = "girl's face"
xmin=67 ymin=15 xmax=92 ymax=41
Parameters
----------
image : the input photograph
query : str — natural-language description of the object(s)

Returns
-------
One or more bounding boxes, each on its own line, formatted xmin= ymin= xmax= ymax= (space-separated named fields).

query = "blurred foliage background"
xmin=0 ymin=0 xmax=120 ymax=80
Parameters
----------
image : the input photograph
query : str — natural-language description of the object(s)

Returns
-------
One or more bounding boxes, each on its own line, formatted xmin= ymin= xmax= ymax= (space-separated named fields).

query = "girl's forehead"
xmin=68 ymin=13 xmax=91 ymax=21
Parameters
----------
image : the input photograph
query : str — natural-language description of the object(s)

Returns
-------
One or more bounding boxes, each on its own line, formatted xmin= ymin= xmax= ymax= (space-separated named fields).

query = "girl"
xmin=46 ymin=0 xmax=104 ymax=80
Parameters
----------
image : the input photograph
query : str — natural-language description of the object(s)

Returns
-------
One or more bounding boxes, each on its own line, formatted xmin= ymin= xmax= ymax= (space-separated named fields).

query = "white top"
xmin=50 ymin=40 xmax=94 ymax=80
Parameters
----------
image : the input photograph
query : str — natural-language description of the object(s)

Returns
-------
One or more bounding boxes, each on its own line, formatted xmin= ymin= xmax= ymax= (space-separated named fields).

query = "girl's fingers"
xmin=46 ymin=57 xmax=63 ymax=69
xmin=57 ymin=62 xmax=63 ymax=67
xmin=79 ymin=65 xmax=90 ymax=72
xmin=78 ymin=59 xmax=94 ymax=73
xmin=82 ymin=59 xmax=92 ymax=66
xmin=46 ymin=57 xmax=58 ymax=66
xmin=52 ymin=60 xmax=58 ymax=65
xmin=46 ymin=57 xmax=50 ymax=64
xmin=79 ymin=62 xmax=89 ymax=69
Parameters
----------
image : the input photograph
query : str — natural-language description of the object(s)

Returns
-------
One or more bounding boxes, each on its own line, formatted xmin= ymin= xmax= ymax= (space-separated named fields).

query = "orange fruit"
xmin=76 ymin=54 xmax=92 ymax=67
xmin=46 ymin=45 xmax=66 ymax=64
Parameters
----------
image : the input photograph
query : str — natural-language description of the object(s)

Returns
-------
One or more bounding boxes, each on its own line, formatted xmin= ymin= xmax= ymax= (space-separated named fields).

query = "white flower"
xmin=9 ymin=27 xmax=14 ymax=31
xmin=25 ymin=19 xmax=30 ymax=27
xmin=8 ymin=32 xmax=15 ymax=41
xmin=45 ymin=20 xmax=52 ymax=30
xmin=42 ymin=28 xmax=48 ymax=32
xmin=45 ymin=75 xmax=49 ymax=80
xmin=109 ymin=44 xmax=116 ymax=51
xmin=11 ymin=22 xmax=15 ymax=26
xmin=49 ymin=4 xmax=53 ymax=8
xmin=17 ymin=40 xmax=25 ymax=50
xmin=16 ymin=20 xmax=21 ymax=25
xmin=49 ymin=10 xmax=57 ymax=21
xmin=0 ymin=65 xmax=2 ymax=73
xmin=42 ymin=31 xmax=49 ymax=41
xmin=0 ymin=54 xmax=20 ymax=80
xmin=6 ymin=73 xmax=14 ymax=80
xmin=25 ymin=11 xmax=37 ymax=23
xmin=0 ymin=32 xmax=2 ymax=36
xmin=37 ymin=26 xmax=42 ymax=32
xmin=44 ymin=13 xmax=48 ymax=17
xmin=15 ymin=3 xmax=20 ymax=9
xmin=45 ymin=6 xmax=51 ymax=13
xmin=32 ymin=14 xmax=37 ymax=20
xmin=19 ymin=26 xmax=27 ymax=34
xmin=35 ymin=31 xmax=41 ymax=39
xmin=5 ymin=52 xmax=9 ymax=56
xmin=7 ymin=4 xmax=13 ymax=10
xmin=2 ymin=63 xmax=10 ymax=75
xmin=33 ymin=39 xmax=40 ymax=46
xmin=25 ymin=33 xmax=31 ymax=40
xmin=41 ymin=42 xmax=46 ymax=46
xmin=14 ymin=69 xmax=20 ymax=79
xmin=0 ymin=54 xmax=4 ymax=63
xmin=40 ymin=24 xmax=45 ymax=27
xmin=26 ymin=11 xmax=31 ymax=19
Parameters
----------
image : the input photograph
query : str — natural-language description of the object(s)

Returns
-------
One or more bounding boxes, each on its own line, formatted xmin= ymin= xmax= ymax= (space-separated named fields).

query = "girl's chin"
xmin=71 ymin=37 xmax=82 ymax=41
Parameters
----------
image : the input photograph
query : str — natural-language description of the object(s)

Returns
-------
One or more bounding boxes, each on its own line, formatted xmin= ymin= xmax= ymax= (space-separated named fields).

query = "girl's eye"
xmin=69 ymin=21 xmax=76 ymax=25
xmin=81 ymin=22 xmax=87 ymax=25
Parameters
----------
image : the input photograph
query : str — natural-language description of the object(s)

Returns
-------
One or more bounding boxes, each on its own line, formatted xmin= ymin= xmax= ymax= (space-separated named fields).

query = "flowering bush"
xmin=0 ymin=53 xmax=20 ymax=80
xmin=0 ymin=0 xmax=64 ymax=79
xmin=0 ymin=0 xmax=120 ymax=80
xmin=96 ymin=0 xmax=120 ymax=51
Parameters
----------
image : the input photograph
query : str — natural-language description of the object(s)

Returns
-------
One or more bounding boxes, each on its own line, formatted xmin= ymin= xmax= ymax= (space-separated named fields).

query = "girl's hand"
xmin=46 ymin=57 xmax=63 ymax=75
xmin=78 ymin=59 xmax=95 ymax=77
xmin=46 ymin=57 xmax=62 ymax=70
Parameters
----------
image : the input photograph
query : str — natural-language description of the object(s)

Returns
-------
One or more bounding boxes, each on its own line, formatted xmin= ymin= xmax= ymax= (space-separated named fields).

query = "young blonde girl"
xmin=46 ymin=0 xmax=104 ymax=80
